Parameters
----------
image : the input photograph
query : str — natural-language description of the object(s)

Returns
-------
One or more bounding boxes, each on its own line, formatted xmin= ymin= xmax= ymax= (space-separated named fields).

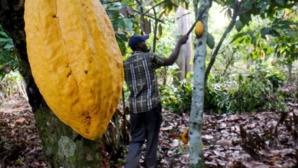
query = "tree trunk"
xmin=189 ymin=0 xmax=209 ymax=167
xmin=0 ymin=0 xmax=106 ymax=167
xmin=34 ymin=105 xmax=105 ymax=167
xmin=175 ymin=6 xmax=193 ymax=82
xmin=288 ymin=64 xmax=292 ymax=82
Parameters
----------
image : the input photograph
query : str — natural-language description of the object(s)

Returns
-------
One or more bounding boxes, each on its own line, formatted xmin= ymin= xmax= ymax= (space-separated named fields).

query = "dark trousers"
xmin=124 ymin=105 xmax=162 ymax=168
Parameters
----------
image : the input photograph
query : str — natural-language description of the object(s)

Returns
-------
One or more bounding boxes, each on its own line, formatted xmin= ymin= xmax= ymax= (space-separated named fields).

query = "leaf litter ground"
xmin=0 ymin=93 xmax=297 ymax=167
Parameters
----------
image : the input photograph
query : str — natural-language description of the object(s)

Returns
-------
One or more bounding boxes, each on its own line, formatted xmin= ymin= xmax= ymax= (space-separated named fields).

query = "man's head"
xmin=129 ymin=34 xmax=150 ymax=52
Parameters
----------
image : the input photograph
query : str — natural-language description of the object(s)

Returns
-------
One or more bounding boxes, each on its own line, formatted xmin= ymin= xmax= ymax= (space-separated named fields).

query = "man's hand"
xmin=178 ymin=34 xmax=189 ymax=45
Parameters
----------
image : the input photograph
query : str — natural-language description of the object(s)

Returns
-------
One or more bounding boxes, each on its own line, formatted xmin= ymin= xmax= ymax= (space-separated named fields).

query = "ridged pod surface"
xmin=24 ymin=0 xmax=124 ymax=140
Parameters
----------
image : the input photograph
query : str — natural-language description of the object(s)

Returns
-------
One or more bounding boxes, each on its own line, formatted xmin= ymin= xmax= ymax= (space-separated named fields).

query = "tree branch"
xmin=134 ymin=10 xmax=164 ymax=23
xmin=143 ymin=1 xmax=165 ymax=15
xmin=204 ymin=1 xmax=240 ymax=82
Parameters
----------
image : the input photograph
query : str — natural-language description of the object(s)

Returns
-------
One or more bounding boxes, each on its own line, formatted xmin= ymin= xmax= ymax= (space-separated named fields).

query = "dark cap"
xmin=128 ymin=34 xmax=149 ymax=49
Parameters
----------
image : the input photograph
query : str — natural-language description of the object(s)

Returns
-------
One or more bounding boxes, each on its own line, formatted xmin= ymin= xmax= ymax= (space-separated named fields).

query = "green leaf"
xmin=275 ymin=0 xmax=284 ymax=6
xmin=248 ymin=31 xmax=255 ymax=44
xmin=207 ymin=33 xmax=215 ymax=49
xmin=270 ymin=29 xmax=280 ymax=37
xmin=239 ymin=14 xmax=252 ymax=26
xmin=258 ymin=0 xmax=269 ymax=14
xmin=116 ymin=32 xmax=127 ymax=41
xmin=260 ymin=27 xmax=271 ymax=39
xmin=243 ymin=2 xmax=253 ymax=10
xmin=123 ymin=18 xmax=134 ymax=30
xmin=235 ymin=20 xmax=243 ymax=32
xmin=226 ymin=9 xmax=232 ymax=19
xmin=4 ymin=43 xmax=14 ymax=50
xmin=230 ymin=32 xmax=246 ymax=43
xmin=272 ymin=20 xmax=294 ymax=29
xmin=0 ymin=31 xmax=9 ymax=38
xmin=0 ymin=38 xmax=10 ymax=43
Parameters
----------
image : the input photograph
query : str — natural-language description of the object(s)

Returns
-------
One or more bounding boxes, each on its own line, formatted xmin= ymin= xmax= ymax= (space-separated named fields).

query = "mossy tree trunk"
xmin=189 ymin=0 xmax=209 ymax=167
xmin=0 ymin=0 xmax=107 ymax=167
xmin=35 ymin=105 xmax=105 ymax=168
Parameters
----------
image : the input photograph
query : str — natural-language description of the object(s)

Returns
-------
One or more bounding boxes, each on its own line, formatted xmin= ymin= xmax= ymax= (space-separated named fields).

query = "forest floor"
xmin=0 ymin=89 xmax=298 ymax=168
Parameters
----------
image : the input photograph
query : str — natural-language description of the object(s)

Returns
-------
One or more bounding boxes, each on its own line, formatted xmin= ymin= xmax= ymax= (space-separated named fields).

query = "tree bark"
xmin=35 ymin=105 xmax=104 ymax=168
xmin=175 ymin=6 xmax=193 ymax=82
xmin=189 ymin=0 xmax=209 ymax=167
xmin=0 ymin=0 xmax=105 ymax=167
xmin=288 ymin=64 xmax=292 ymax=82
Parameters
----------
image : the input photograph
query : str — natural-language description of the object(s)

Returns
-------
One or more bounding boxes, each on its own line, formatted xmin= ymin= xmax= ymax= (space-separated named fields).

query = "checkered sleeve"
xmin=149 ymin=52 xmax=164 ymax=69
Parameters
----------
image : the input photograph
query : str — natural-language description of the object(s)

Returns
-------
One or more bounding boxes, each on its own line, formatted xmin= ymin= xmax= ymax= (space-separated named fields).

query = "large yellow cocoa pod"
xmin=24 ymin=0 xmax=124 ymax=140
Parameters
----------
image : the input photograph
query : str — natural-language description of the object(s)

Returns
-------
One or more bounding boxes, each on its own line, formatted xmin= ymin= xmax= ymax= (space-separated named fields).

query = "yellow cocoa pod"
xmin=24 ymin=0 xmax=124 ymax=140
xmin=195 ymin=21 xmax=204 ymax=36
xmin=181 ymin=127 xmax=189 ymax=144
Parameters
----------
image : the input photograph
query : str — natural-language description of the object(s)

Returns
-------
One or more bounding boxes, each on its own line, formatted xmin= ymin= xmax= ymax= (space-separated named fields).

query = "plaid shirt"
xmin=124 ymin=51 xmax=164 ymax=113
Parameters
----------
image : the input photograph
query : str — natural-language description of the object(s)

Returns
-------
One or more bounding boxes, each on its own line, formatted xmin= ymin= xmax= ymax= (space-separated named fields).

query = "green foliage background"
xmin=0 ymin=25 xmax=18 ymax=80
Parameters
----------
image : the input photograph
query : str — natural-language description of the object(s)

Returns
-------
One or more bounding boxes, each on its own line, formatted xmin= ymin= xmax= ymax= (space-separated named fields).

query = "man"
xmin=124 ymin=34 xmax=189 ymax=168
